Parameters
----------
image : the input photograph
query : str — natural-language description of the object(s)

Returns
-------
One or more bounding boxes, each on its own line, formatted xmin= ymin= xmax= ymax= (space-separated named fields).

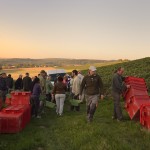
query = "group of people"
xmin=52 ymin=66 xmax=130 ymax=122
xmin=0 ymin=66 xmax=130 ymax=122
xmin=51 ymin=66 xmax=104 ymax=122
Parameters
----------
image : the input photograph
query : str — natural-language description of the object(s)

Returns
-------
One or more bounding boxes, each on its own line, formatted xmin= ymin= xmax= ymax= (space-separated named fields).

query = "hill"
xmin=82 ymin=57 xmax=150 ymax=95
xmin=0 ymin=58 xmax=125 ymax=69
xmin=0 ymin=57 xmax=150 ymax=150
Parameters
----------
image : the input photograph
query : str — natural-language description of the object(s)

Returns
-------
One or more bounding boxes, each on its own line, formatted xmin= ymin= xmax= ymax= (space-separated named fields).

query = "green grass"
xmin=1 ymin=98 xmax=150 ymax=150
xmin=1 ymin=57 xmax=150 ymax=150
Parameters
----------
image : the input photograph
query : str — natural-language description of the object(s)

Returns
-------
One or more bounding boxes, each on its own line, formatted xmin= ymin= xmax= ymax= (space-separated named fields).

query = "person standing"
xmin=46 ymin=75 xmax=53 ymax=101
xmin=6 ymin=74 xmax=14 ymax=92
xmin=0 ymin=73 xmax=8 ymax=103
xmin=80 ymin=66 xmax=104 ymax=122
xmin=52 ymin=76 xmax=67 ymax=116
xmin=15 ymin=75 xmax=23 ymax=90
xmin=30 ymin=77 xmax=42 ymax=118
xmin=39 ymin=70 xmax=47 ymax=94
xmin=23 ymin=73 xmax=32 ymax=91
xmin=71 ymin=70 xmax=81 ymax=111
xmin=112 ymin=67 xmax=130 ymax=121
xmin=78 ymin=71 xmax=85 ymax=103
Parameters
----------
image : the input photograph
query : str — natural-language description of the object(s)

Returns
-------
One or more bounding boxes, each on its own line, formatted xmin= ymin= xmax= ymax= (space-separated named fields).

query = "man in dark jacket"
xmin=23 ymin=73 xmax=32 ymax=91
xmin=6 ymin=74 xmax=14 ymax=90
xmin=80 ymin=66 xmax=104 ymax=122
xmin=15 ymin=75 xmax=23 ymax=90
xmin=0 ymin=73 xmax=8 ymax=102
xmin=112 ymin=67 xmax=130 ymax=121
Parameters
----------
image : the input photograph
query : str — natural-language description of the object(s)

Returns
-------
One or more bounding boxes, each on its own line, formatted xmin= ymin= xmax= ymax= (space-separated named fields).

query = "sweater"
xmin=112 ymin=73 xmax=125 ymax=94
xmin=80 ymin=74 xmax=103 ymax=95
xmin=52 ymin=82 xmax=67 ymax=94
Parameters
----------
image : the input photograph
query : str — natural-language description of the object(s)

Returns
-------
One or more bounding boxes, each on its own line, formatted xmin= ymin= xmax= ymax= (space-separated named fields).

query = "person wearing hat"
xmin=80 ymin=66 xmax=104 ymax=122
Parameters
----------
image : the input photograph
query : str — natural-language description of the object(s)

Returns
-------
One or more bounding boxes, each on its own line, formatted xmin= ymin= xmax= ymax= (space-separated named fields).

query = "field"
xmin=2 ymin=60 xmax=125 ymax=80
xmin=2 ymin=67 xmax=55 ymax=80
xmin=1 ymin=98 xmax=150 ymax=150
xmin=0 ymin=57 xmax=150 ymax=150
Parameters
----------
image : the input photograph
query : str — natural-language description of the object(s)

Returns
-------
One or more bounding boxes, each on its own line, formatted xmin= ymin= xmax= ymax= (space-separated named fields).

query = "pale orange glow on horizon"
xmin=0 ymin=0 xmax=150 ymax=60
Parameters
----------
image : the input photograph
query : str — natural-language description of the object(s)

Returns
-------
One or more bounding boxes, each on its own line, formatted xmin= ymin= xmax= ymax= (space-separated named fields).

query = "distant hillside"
xmin=0 ymin=58 xmax=123 ymax=68
xmin=82 ymin=57 xmax=150 ymax=95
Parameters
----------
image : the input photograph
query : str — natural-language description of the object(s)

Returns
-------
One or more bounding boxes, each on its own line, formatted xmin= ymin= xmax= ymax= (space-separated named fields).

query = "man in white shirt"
xmin=71 ymin=70 xmax=81 ymax=111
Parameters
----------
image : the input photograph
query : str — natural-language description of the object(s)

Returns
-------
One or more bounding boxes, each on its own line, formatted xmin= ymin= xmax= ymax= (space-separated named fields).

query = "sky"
xmin=0 ymin=0 xmax=150 ymax=60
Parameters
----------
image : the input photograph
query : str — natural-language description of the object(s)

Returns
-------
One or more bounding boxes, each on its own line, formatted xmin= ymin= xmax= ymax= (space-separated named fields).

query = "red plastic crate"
xmin=5 ymin=97 xmax=11 ymax=106
xmin=2 ymin=105 xmax=31 ymax=125
xmin=125 ymin=95 xmax=150 ymax=120
xmin=0 ymin=98 xmax=2 ymax=110
xmin=3 ymin=105 xmax=28 ymax=113
xmin=129 ymin=83 xmax=147 ymax=89
xmin=125 ymin=76 xmax=145 ymax=83
xmin=125 ymin=80 xmax=147 ymax=86
xmin=140 ymin=104 xmax=150 ymax=129
xmin=0 ymin=112 xmax=24 ymax=133
xmin=123 ymin=87 xmax=148 ymax=102
xmin=0 ymin=105 xmax=31 ymax=133
xmin=11 ymin=92 xmax=31 ymax=105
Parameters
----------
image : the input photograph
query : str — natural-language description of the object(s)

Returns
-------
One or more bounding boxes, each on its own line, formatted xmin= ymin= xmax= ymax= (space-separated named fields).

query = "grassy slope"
xmin=85 ymin=57 xmax=150 ymax=95
xmin=0 ymin=57 xmax=150 ymax=150
xmin=1 ymin=100 xmax=150 ymax=150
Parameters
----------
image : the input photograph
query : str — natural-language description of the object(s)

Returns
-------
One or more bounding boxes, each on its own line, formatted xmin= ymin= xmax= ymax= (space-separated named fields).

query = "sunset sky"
xmin=0 ymin=0 xmax=149 ymax=60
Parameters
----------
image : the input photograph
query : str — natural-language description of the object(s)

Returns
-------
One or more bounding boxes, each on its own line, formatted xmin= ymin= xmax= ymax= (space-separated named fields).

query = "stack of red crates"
xmin=0 ymin=98 xmax=2 ymax=110
xmin=124 ymin=76 xmax=148 ymax=102
xmin=0 ymin=92 xmax=31 ymax=133
xmin=140 ymin=104 xmax=150 ymax=129
xmin=123 ymin=76 xmax=150 ymax=120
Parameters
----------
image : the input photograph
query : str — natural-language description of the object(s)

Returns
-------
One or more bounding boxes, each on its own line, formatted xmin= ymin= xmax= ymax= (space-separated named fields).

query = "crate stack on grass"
xmin=0 ymin=91 xmax=31 ymax=133
xmin=123 ymin=76 xmax=150 ymax=129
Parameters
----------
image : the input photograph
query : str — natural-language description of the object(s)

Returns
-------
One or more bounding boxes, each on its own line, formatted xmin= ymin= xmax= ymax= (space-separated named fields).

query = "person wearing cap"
xmin=80 ymin=66 xmax=104 ymax=122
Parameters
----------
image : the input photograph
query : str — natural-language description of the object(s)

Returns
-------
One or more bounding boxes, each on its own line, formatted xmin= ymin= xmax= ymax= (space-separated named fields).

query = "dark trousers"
xmin=31 ymin=95 xmax=40 ymax=117
xmin=46 ymin=93 xmax=52 ymax=102
xmin=112 ymin=91 xmax=123 ymax=120
xmin=70 ymin=94 xmax=80 ymax=111
xmin=0 ymin=90 xmax=7 ymax=103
